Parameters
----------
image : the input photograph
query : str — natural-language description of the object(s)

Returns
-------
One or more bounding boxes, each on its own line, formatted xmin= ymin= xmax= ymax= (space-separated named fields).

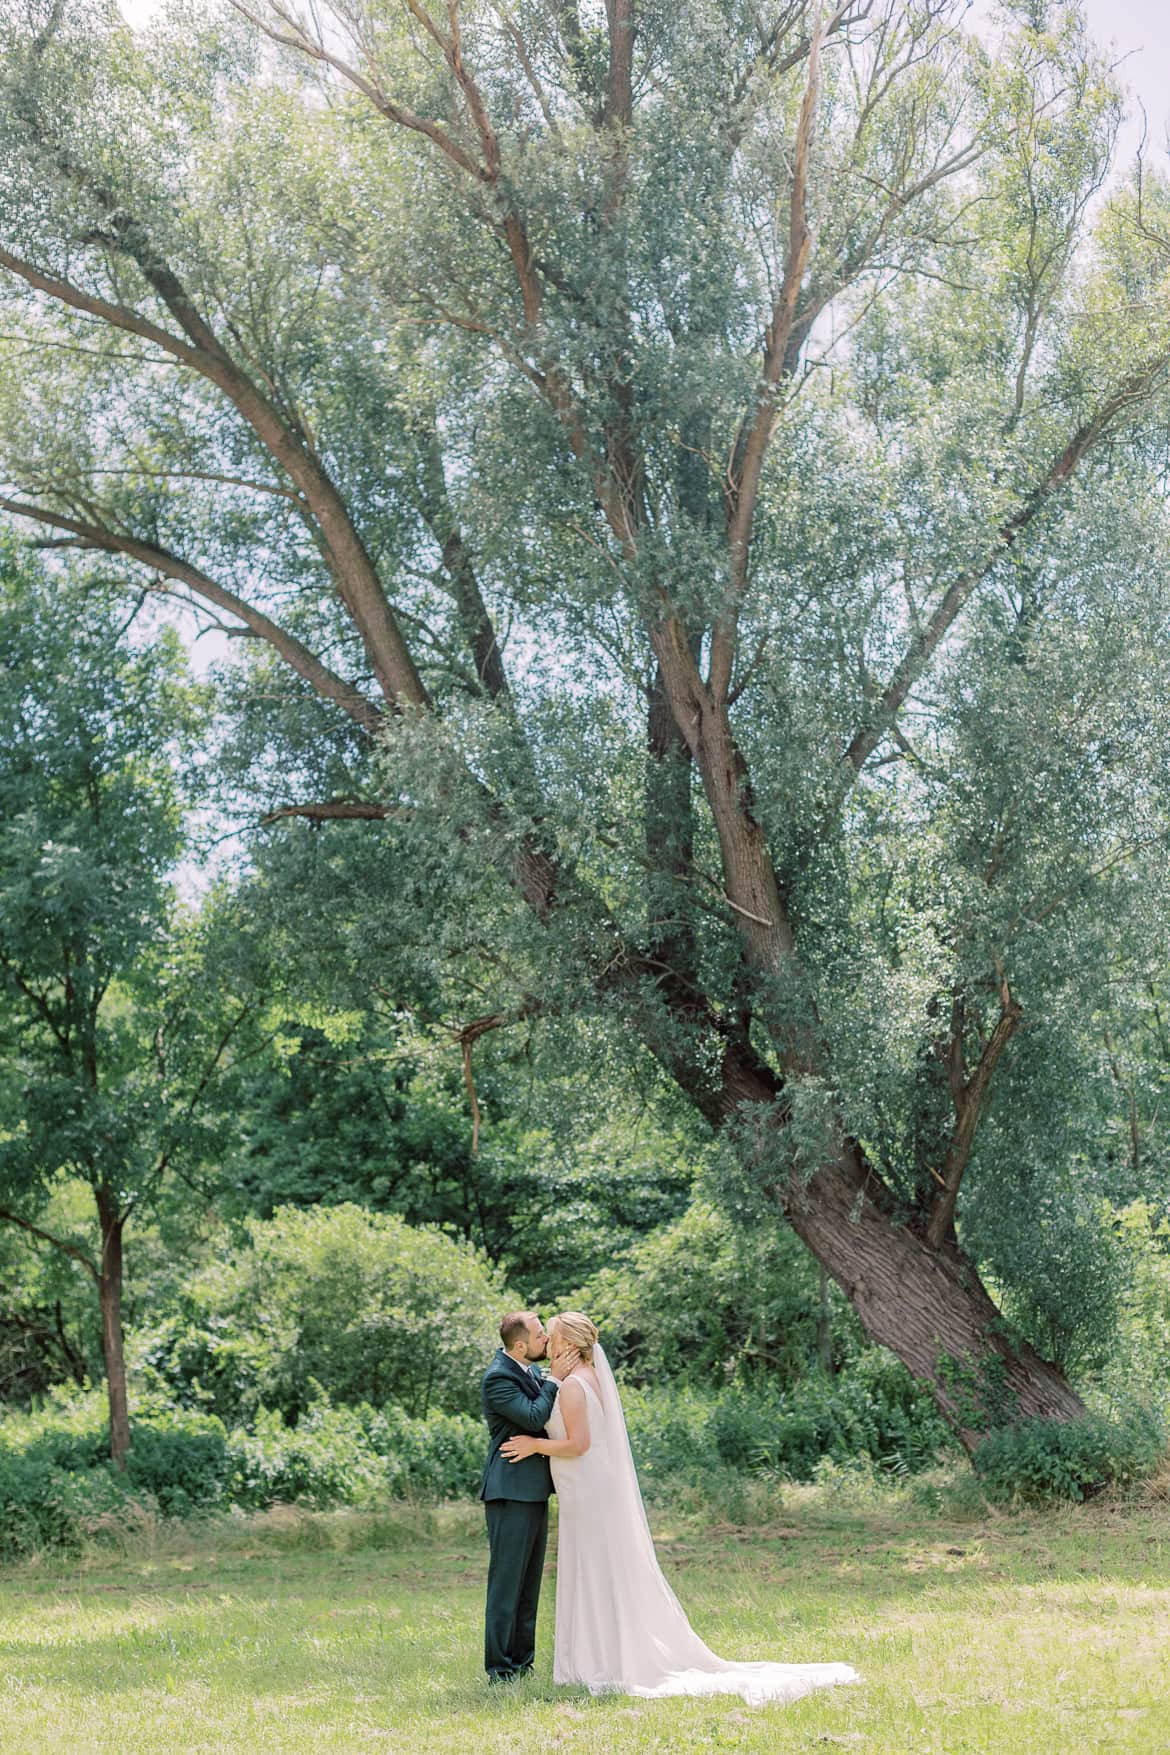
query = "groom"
xmin=479 ymin=1311 xmax=570 ymax=1683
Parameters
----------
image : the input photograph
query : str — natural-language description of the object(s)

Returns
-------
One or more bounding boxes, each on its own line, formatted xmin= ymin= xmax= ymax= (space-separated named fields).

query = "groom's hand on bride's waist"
xmin=501 ymin=1434 xmax=540 ymax=1462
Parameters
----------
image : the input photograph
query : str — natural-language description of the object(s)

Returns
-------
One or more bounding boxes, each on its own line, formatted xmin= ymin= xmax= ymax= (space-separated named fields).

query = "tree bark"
xmin=96 ymin=1186 xmax=130 ymax=1468
xmin=780 ymin=1139 xmax=1086 ymax=1450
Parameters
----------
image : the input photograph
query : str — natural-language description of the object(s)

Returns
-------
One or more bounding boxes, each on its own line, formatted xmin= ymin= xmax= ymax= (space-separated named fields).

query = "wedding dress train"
xmin=546 ymin=1347 xmax=859 ymax=1705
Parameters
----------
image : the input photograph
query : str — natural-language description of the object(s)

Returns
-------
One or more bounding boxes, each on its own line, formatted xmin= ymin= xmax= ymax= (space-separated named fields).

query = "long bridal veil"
xmin=586 ymin=1342 xmax=860 ymax=1705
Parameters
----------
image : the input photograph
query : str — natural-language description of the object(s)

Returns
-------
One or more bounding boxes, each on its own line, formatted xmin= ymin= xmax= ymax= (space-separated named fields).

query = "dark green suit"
xmin=479 ymin=1349 xmax=559 ymax=1680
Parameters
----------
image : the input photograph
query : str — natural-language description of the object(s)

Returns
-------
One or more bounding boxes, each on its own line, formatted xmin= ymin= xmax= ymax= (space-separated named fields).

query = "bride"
xmin=500 ymin=1311 xmax=859 ymax=1705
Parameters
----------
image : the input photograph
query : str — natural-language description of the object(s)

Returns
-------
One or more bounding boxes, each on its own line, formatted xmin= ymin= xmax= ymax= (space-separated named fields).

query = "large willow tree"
xmin=4 ymin=0 xmax=1170 ymax=1443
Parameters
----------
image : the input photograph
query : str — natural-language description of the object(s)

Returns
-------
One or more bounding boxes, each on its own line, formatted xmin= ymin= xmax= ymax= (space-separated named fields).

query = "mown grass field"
xmin=0 ymin=1481 xmax=1168 ymax=1754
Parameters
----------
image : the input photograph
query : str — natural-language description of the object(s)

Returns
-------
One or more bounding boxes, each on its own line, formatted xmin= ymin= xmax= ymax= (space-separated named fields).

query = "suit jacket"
xmin=479 ymin=1349 xmax=559 ymax=1503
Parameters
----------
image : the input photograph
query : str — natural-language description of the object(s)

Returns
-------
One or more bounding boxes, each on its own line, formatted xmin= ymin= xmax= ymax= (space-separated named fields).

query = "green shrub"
xmin=622 ymin=1353 xmax=951 ymax=1492
xmin=0 ymin=1401 xmax=242 ymax=1551
xmin=357 ymin=1403 xmax=484 ymax=1500
xmin=1100 ymin=1202 xmax=1170 ymax=1424
xmin=580 ymin=1200 xmax=861 ymax=1387
xmin=1 ymin=1386 xmax=112 ymax=1471
xmin=227 ymin=1399 xmax=484 ymax=1510
xmin=620 ymin=1385 xmax=723 ymax=1491
xmin=0 ymin=1344 xmax=952 ymax=1561
xmin=122 ymin=1412 xmax=234 ymax=1516
xmin=229 ymin=1402 xmax=386 ymax=1510
xmin=0 ymin=1451 xmax=85 ymax=1561
xmin=0 ymin=1387 xmax=488 ymax=1559
xmin=136 ymin=1204 xmax=508 ymax=1422
xmin=136 ymin=1315 xmax=278 ymax=1426
xmin=972 ymin=1412 xmax=1164 ymax=1505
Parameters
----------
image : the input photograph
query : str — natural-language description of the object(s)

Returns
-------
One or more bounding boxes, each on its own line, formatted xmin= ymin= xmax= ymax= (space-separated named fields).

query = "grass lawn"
xmin=1 ymin=1483 xmax=1168 ymax=1754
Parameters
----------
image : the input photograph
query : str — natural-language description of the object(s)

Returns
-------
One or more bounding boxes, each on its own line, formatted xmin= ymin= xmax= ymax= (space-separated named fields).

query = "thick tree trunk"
xmin=640 ymin=634 xmax=1085 ymax=1446
xmin=633 ymin=987 xmax=1087 ymax=1447
xmin=779 ymin=1140 xmax=1087 ymax=1451
xmin=96 ymin=1187 xmax=130 ymax=1468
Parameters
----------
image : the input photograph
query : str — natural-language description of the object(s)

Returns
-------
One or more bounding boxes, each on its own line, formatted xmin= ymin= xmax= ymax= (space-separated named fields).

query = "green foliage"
xmin=122 ymin=1412 xmax=236 ymax=1517
xmin=960 ymin=1091 xmax=1133 ymax=1379
xmin=0 ymin=546 xmax=276 ymax=1455
xmin=580 ymin=1199 xmax=859 ymax=1386
xmin=224 ymin=1010 xmax=696 ymax=1305
xmin=228 ymin=1403 xmax=385 ymax=1511
xmin=0 ymin=1451 xmax=83 ymax=1561
xmin=0 ymin=1396 xmax=235 ymax=1536
xmin=360 ymin=1403 xmax=484 ymax=1501
xmin=226 ymin=1399 xmax=482 ymax=1510
xmin=0 ymin=550 xmax=205 ymax=1209
xmin=1091 ymin=1201 xmax=1170 ymax=1426
xmin=476 ymin=1117 xmax=699 ymax=1305
xmin=0 ymin=1354 xmax=949 ymax=1560
xmin=935 ymin=1350 xmax=1018 ymax=1435
xmin=226 ymin=1023 xmax=469 ymax=1220
xmin=0 ymin=1218 xmax=95 ymax=1402
xmin=138 ymin=1310 xmax=281 ymax=1427
xmin=972 ymin=1412 xmax=1164 ymax=1506
xmin=0 ymin=1388 xmax=485 ymax=1558
xmin=622 ymin=1351 xmax=953 ymax=1493
xmin=138 ymin=1204 xmax=508 ymax=1421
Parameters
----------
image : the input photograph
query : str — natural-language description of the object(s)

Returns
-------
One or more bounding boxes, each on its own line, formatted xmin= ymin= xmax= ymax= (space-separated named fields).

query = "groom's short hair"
xmin=499 ymin=1311 xmax=532 ymax=1350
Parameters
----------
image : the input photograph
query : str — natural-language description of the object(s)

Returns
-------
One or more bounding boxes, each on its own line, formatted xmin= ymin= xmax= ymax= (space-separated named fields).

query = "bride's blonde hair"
xmin=550 ymin=1310 xmax=598 ymax=1364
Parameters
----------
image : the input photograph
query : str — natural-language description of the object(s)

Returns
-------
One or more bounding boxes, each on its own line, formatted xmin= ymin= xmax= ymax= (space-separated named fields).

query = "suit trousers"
xmin=483 ymin=1498 xmax=549 ymax=1679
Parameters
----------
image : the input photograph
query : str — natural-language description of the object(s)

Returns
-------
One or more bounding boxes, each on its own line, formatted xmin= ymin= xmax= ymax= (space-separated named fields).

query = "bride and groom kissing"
xmin=480 ymin=1308 xmax=859 ymax=1704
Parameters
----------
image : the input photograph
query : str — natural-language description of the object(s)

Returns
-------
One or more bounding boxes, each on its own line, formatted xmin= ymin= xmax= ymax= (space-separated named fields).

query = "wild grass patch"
xmin=0 ymin=1482 xmax=1168 ymax=1752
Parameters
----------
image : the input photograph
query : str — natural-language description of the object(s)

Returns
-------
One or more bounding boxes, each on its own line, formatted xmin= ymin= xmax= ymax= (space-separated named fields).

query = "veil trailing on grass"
xmin=578 ymin=1341 xmax=861 ymax=1704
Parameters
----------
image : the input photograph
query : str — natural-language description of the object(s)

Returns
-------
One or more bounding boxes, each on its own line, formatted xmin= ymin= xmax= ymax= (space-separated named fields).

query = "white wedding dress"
xmin=545 ymin=1345 xmax=859 ymax=1705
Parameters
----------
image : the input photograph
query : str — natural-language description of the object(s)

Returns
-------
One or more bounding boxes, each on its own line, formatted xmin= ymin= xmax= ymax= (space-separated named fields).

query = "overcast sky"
xmin=1065 ymin=0 xmax=1170 ymax=118
xmin=1018 ymin=0 xmax=1170 ymax=148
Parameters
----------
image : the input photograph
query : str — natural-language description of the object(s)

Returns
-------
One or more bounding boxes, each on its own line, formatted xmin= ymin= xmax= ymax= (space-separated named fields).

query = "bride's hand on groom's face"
xmin=501 ymin=1435 xmax=538 ymax=1461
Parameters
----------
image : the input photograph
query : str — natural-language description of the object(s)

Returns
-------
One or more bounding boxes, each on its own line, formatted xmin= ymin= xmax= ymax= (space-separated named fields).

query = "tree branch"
xmin=0 ymin=247 xmax=201 ymax=365
xmin=713 ymin=6 xmax=825 ymax=700
xmin=0 ymin=1207 xmax=99 ymax=1283
xmin=604 ymin=0 xmax=634 ymax=131
xmin=260 ymin=799 xmax=393 ymax=824
xmin=0 ymin=948 xmax=71 ymax=1052
xmin=925 ymin=970 xmax=1022 ymax=1248
xmin=0 ymin=497 xmax=385 ymax=736
xmin=496 ymin=5 xmax=559 ymax=135
xmin=832 ymin=356 xmax=1170 ymax=805
xmin=4 ymin=117 xmax=427 ymax=712
xmin=228 ymin=0 xmax=486 ymax=179
xmin=412 ymin=430 xmax=514 ymax=702
xmin=127 ymin=1003 xmax=260 ymax=1219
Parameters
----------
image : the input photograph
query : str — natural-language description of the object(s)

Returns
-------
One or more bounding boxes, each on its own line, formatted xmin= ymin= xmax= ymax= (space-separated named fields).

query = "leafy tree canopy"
xmin=3 ymin=0 xmax=1170 ymax=1432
